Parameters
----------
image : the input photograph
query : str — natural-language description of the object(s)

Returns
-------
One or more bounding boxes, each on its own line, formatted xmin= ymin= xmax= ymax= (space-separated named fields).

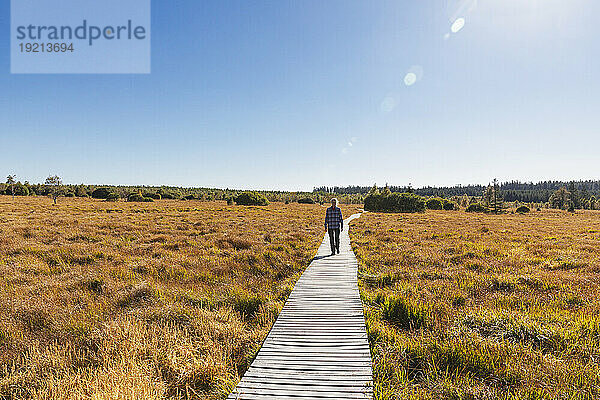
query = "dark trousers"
xmin=328 ymin=228 xmax=340 ymax=253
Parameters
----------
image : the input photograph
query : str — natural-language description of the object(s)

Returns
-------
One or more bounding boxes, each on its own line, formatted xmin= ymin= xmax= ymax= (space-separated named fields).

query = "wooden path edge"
xmin=227 ymin=212 xmax=373 ymax=400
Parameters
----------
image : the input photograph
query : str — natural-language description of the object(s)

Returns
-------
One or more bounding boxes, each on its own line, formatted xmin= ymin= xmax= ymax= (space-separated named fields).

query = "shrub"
xmin=143 ymin=192 xmax=161 ymax=200
xmin=234 ymin=191 xmax=269 ymax=206
xmin=516 ymin=205 xmax=530 ymax=214
xmin=230 ymin=292 xmax=265 ymax=320
xmin=105 ymin=192 xmax=120 ymax=202
xmin=64 ymin=192 xmax=75 ymax=198
xmin=183 ymin=194 xmax=196 ymax=200
xmin=127 ymin=193 xmax=154 ymax=202
xmin=364 ymin=192 xmax=425 ymax=213
xmin=426 ymin=198 xmax=443 ymax=210
xmin=382 ymin=295 xmax=430 ymax=329
xmin=75 ymin=185 xmax=89 ymax=197
xmin=298 ymin=197 xmax=315 ymax=204
xmin=91 ymin=187 xmax=112 ymax=199
xmin=466 ymin=203 xmax=489 ymax=213
xmin=158 ymin=190 xmax=175 ymax=199
xmin=443 ymin=199 xmax=457 ymax=210
xmin=11 ymin=183 xmax=30 ymax=196
xmin=226 ymin=197 xmax=234 ymax=205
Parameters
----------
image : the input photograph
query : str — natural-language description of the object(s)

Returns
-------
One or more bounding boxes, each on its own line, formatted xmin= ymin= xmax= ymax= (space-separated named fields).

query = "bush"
xmin=234 ymin=191 xmax=269 ymax=206
xmin=226 ymin=197 xmax=234 ymax=205
xmin=230 ymin=292 xmax=265 ymax=321
xmin=516 ymin=205 xmax=530 ymax=214
xmin=158 ymin=190 xmax=175 ymax=199
xmin=183 ymin=194 xmax=196 ymax=200
xmin=105 ymin=192 xmax=120 ymax=202
xmin=91 ymin=187 xmax=112 ymax=199
xmin=298 ymin=197 xmax=315 ymax=204
xmin=382 ymin=295 xmax=430 ymax=329
xmin=426 ymin=198 xmax=443 ymax=210
xmin=443 ymin=200 xmax=457 ymax=210
xmin=11 ymin=183 xmax=30 ymax=196
xmin=364 ymin=192 xmax=425 ymax=213
xmin=466 ymin=203 xmax=489 ymax=213
xmin=127 ymin=193 xmax=154 ymax=202
xmin=64 ymin=192 xmax=75 ymax=198
xmin=143 ymin=192 xmax=161 ymax=200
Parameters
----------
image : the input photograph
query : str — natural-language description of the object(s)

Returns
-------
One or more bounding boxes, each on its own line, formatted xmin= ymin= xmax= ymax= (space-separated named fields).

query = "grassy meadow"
xmin=0 ymin=196 xmax=358 ymax=399
xmin=350 ymin=209 xmax=600 ymax=399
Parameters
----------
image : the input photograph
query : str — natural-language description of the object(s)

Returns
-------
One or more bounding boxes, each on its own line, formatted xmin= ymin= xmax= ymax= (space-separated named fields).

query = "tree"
xmin=483 ymin=185 xmax=494 ymax=207
xmin=45 ymin=175 xmax=63 ymax=204
xmin=6 ymin=175 xmax=16 ymax=199
xmin=568 ymin=181 xmax=580 ymax=209
xmin=549 ymin=187 xmax=570 ymax=210
xmin=491 ymin=179 xmax=503 ymax=214
xmin=368 ymin=184 xmax=379 ymax=195
xmin=382 ymin=184 xmax=392 ymax=196
xmin=482 ymin=179 xmax=503 ymax=213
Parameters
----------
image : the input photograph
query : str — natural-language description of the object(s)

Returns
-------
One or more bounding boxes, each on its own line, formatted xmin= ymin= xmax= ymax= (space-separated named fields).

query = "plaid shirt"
xmin=325 ymin=206 xmax=343 ymax=230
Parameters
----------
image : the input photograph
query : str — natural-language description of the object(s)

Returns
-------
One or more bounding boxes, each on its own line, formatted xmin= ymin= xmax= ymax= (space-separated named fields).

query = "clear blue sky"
xmin=1 ymin=0 xmax=598 ymax=191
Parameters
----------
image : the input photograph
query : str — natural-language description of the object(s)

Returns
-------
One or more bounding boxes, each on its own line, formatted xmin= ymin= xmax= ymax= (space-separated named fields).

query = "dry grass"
xmin=350 ymin=209 xmax=600 ymax=400
xmin=0 ymin=196 xmax=358 ymax=399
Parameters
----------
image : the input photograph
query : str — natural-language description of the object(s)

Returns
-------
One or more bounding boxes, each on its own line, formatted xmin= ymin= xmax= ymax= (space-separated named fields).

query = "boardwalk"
xmin=228 ymin=213 xmax=372 ymax=399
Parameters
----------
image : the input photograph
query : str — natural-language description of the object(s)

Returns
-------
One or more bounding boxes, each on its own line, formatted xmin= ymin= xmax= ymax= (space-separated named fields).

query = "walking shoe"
xmin=337 ymin=248 xmax=340 ymax=254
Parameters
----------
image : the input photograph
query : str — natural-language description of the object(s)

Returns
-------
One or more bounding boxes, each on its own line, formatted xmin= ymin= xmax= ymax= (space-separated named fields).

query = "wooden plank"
xmin=228 ymin=213 xmax=373 ymax=400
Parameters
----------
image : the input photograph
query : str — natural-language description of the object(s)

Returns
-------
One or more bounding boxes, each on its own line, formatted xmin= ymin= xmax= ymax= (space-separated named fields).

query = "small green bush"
xmin=443 ymin=199 xmax=457 ymax=210
xmin=10 ymin=183 xmax=30 ymax=196
xmin=234 ymin=191 xmax=269 ymax=206
xmin=364 ymin=192 xmax=425 ymax=213
xmin=183 ymin=194 xmax=196 ymax=200
xmin=426 ymin=198 xmax=443 ymax=210
xmin=466 ymin=203 xmax=489 ymax=213
xmin=298 ymin=197 xmax=315 ymax=204
xmin=226 ymin=197 xmax=234 ymax=205
xmin=230 ymin=293 xmax=265 ymax=320
xmin=516 ymin=205 xmax=530 ymax=214
xmin=382 ymin=295 xmax=430 ymax=329
xmin=143 ymin=192 xmax=161 ymax=200
xmin=158 ymin=190 xmax=175 ymax=199
xmin=127 ymin=193 xmax=154 ymax=202
xmin=91 ymin=187 xmax=112 ymax=199
xmin=105 ymin=193 xmax=120 ymax=202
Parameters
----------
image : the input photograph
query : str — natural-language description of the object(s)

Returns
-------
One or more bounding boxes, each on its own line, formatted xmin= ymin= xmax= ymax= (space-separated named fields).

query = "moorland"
xmin=0 ymin=196 xmax=358 ymax=399
xmin=351 ymin=209 xmax=600 ymax=400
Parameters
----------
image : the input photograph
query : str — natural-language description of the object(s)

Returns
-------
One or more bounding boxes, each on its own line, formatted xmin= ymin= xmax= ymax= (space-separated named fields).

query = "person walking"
xmin=324 ymin=198 xmax=343 ymax=255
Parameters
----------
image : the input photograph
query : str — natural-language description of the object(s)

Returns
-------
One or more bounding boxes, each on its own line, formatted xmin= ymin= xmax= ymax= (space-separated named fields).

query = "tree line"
xmin=315 ymin=180 xmax=600 ymax=210
xmin=4 ymin=174 xmax=598 ymax=211
xmin=1 ymin=174 xmax=361 ymax=204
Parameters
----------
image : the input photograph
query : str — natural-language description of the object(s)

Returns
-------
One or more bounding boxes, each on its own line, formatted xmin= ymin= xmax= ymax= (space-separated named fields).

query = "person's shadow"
xmin=313 ymin=254 xmax=334 ymax=260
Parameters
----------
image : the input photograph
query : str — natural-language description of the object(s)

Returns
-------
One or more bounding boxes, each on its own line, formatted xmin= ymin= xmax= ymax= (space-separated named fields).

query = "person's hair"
xmin=331 ymin=198 xmax=338 ymax=205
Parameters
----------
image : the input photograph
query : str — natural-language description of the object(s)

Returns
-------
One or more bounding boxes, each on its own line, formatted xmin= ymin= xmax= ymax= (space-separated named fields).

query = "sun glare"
xmin=404 ymin=72 xmax=417 ymax=86
xmin=451 ymin=17 xmax=466 ymax=33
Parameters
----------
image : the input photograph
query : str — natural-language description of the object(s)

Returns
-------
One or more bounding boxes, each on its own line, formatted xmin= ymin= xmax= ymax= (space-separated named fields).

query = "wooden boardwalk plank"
xmin=228 ymin=213 xmax=372 ymax=400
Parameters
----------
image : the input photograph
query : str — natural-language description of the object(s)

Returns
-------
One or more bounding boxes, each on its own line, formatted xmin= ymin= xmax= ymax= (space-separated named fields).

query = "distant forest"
xmin=4 ymin=176 xmax=600 ymax=209
xmin=314 ymin=180 xmax=600 ymax=204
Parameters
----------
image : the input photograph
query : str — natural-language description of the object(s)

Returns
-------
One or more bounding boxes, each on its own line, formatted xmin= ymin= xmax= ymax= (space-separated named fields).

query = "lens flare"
xmin=404 ymin=72 xmax=417 ymax=86
xmin=451 ymin=17 xmax=466 ymax=33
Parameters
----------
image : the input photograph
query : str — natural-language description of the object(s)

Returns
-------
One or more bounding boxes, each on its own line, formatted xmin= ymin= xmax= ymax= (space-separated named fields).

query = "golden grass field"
xmin=0 ymin=196 xmax=359 ymax=399
xmin=350 ymin=209 xmax=600 ymax=400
